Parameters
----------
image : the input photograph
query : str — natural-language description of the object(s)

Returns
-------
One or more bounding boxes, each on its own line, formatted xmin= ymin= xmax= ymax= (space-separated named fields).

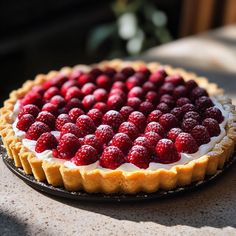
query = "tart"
xmin=1 ymin=59 xmax=236 ymax=194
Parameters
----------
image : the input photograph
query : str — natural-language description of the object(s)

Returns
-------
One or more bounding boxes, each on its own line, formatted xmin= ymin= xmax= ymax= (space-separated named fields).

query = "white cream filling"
xmin=12 ymin=98 xmax=230 ymax=172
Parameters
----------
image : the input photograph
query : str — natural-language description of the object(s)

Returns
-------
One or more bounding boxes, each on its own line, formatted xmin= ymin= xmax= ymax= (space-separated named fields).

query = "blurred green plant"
xmin=87 ymin=0 xmax=172 ymax=58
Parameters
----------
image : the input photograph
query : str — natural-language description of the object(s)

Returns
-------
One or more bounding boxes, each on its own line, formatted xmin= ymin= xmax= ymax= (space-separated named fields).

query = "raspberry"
xmin=100 ymin=146 xmax=125 ymax=169
xmin=35 ymin=132 xmax=58 ymax=153
xmin=121 ymin=67 xmax=135 ymax=78
xmin=69 ymin=69 xmax=83 ymax=81
xmin=96 ymin=75 xmax=111 ymax=89
xmin=202 ymin=118 xmax=220 ymax=137
xmin=109 ymin=89 xmax=126 ymax=100
xmin=43 ymin=87 xmax=60 ymax=100
xmin=107 ymin=95 xmax=124 ymax=110
xmin=176 ymin=97 xmax=191 ymax=107
xmin=185 ymin=80 xmax=198 ymax=91
xmin=50 ymin=95 xmax=66 ymax=108
xmin=190 ymin=87 xmax=208 ymax=101
xmin=61 ymin=122 xmax=83 ymax=138
xmin=36 ymin=111 xmax=56 ymax=128
xmin=145 ymin=122 xmax=165 ymax=137
xmin=156 ymin=102 xmax=170 ymax=113
xmin=93 ymin=88 xmax=108 ymax=102
xmin=126 ymin=76 xmax=141 ymax=90
xmin=120 ymin=106 xmax=134 ymax=120
xmin=145 ymin=91 xmax=159 ymax=104
xmin=82 ymin=95 xmax=96 ymax=110
xmin=65 ymin=87 xmax=82 ymax=101
xmin=46 ymin=75 xmax=67 ymax=88
xmin=32 ymin=86 xmax=45 ymax=96
xmin=127 ymin=97 xmax=142 ymax=110
xmin=21 ymin=91 xmax=42 ymax=107
xmin=26 ymin=121 xmax=50 ymax=140
xmin=165 ymin=75 xmax=184 ymax=86
xmin=95 ymin=124 xmax=114 ymax=144
xmin=155 ymin=139 xmax=180 ymax=163
xmin=181 ymin=118 xmax=199 ymax=132
xmin=139 ymin=101 xmax=154 ymax=116
xmin=191 ymin=125 xmax=210 ymax=146
xmin=55 ymin=114 xmax=72 ymax=131
xmin=112 ymin=81 xmax=126 ymax=91
xmin=159 ymin=113 xmax=178 ymax=130
xmin=128 ymin=86 xmax=144 ymax=99
xmin=144 ymin=132 xmax=162 ymax=148
xmin=128 ymin=111 xmax=146 ymax=132
xmin=134 ymin=136 xmax=153 ymax=153
xmin=72 ymin=145 xmax=99 ymax=165
xmin=204 ymin=107 xmax=223 ymax=123
xmin=65 ymin=98 xmax=82 ymax=111
xmin=77 ymin=74 xmax=94 ymax=87
xmin=87 ymin=108 xmax=103 ymax=125
xmin=110 ymin=133 xmax=132 ymax=153
xmin=81 ymin=83 xmax=96 ymax=95
xmin=93 ymin=102 xmax=108 ymax=113
xmin=18 ymin=104 xmax=40 ymax=119
xmin=159 ymin=83 xmax=174 ymax=95
xmin=175 ymin=133 xmax=198 ymax=153
xmin=183 ymin=111 xmax=201 ymax=122
xmin=173 ymin=85 xmax=188 ymax=99
xmin=149 ymin=70 xmax=165 ymax=87
xmin=68 ymin=108 xmax=84 ymax=122
xmin=118 ymin=122 xmax=139 ymax=140
xmin=127 ymin=145 xmax=150 ymax=169
xmin=160 ymin=94 xmax=175 ymax=108
xmin=61 ymin=80 xmax=78 ymax=96
xmin=114 ymin=72 xmax=126 ymax=82
xmin=195 ymin=96 xmax=213 ymax=111
xmin=167 ymin=128 xmax=182 ymax=142
xmin=182 ymin=103 xmax=196 ymax=113
xmin=170 ymin=107 xmax=184 ymax=120
xmin=104 ymin=67 xmax=116 ymax=78
xmin=102 ymin=110 xmax=124 ymax=131
xmin=42 ymin=103 xmax=58 ymax=116
xmin=89 ymin=68 xmax=103 ymax=78
xmin=57 ymin=133 xmax=80 ymax=159
xmin=138 ymin=66 xmax=151 ymax=79
xmin=83 ymin=134 xmax=102 ymax=152
xmin=16 ymin=114 xmax=35 ymax=131
xmin=76 ymin=115 xmax=96 ymax=135
xmin=142 ymin=81 xmax=156 ymax=93
xmin=147 ymin=110 xmax=163 ymax=123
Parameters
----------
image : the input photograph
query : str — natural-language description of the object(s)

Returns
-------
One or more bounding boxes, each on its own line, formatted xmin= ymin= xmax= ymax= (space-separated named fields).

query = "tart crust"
xmin=1 ymin=59 xmax=236 ymax=194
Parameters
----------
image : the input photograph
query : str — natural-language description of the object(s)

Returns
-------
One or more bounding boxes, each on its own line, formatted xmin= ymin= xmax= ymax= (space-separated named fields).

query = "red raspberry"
xmin=61 ymin=122 xmax=83 ymax=138
xmin=96 ymin=75 xmax=111 ymax=89
xmin=87 ymin=108 xmax=103 ymax=125
xmin=100 ymin=146 xmax=125 ymax=169
xmin=147 ymin=110 xmax=163 ymax=123
xmin=128 ymin=111 xmax=146 ymax=132
xmin=155 ymin=139 xmax=180 ymax=163
xmin=175 ymin=132 xmax=198 ymax=153
xmin=128 ymin=86 xmax=144 ymax=99
xmin=160 ymin=94 xmax=175 ymax=108
xmin=18 ymin=104 xmax=40 ymax=119
xmin=107 ymin=95 xmax=124 ymax=110
xmin=120 ymin=106 xmax=134 ymax=120
xmin=65 ymin=98 xmax=82 ymax=111
xmin=82 ymin=95 xmax=96 ymax=110
xmin=121 ymin=67 xmax=135 ymax=78
xmin=190 ymin=87 xmax=208 ymax=101
xmin=57 ymin=133 xmax=80 ymax=159
xmin=61 ymin=80 xmax=79 ymax=96
xmin=176 ymin=97 xmax=191 ymax=107
xmin=109 ymin=89 xmax=126 ymax=100
xmin=102 ymin=110 xmax=124 ymax=131
xmin=104 ymin=67 xmax=116 ymax=78
xmin=26 ymin=121 xmax=50 ymax=140
xmin=134 ymin=72 xmax=147 ymax=84
xmin=16 ymin=114 xmax=35 ymax=131
xmin=202 ymin=118 xmax=220 ymax=137
xmin=21 ymin=91 xmax=42 ymax=107
xmin=36 ymin=111 xmax=55 ymax=128
xmin=76 ymin=115 xmax=96 ymax=135
xmin=159 ymin=83 xmax=174 ymax=95
xmin=81 ymin=83 xmax=96 ymax=95
xmin=95 ymin=124 xmax=114 ymax=144
xmin=114 ymin=72 xmax=126 ymax=82
xmin=145 ymin=122 xmax=165 ymax=137
xmin=93 ymin=88 xmax=108 ymax=102
xmin=142 ymin=81 xmax=156 ymax=93
xmin=110 ymin=133 xmax=132 ymax=153
xmin=77 ymin=74 xmax=94 ymax=87
xmin=156 ymin=102 xmax=170 ymax=113
xmin=89 ymin=68 xmax=103 ymax=78
xmin=181 ymin=118 xmax=199 ymax=132
xmin=195 ymin=96 xmax=213 ymax=111
xmin=171 ymin=107 xmax=184 ymax=120
xmin=83 ymin=134 xmax=102 ymax=152
xmin=118 ymin=122 xmax=139 ymax=140
xmin=68 ymin=108 xmax=84 ymax=122
xmin=65 ymin=86 xmax=82 ymax=101
xmin=127 ymin=145 xmax=150 ymax=169
xmin=42 ymin=103 xmax=58 ymax=116
xmin=112 ymin=81 xmax=126 ymax=91
xmin=134 ymin=136 xmax=153 ymax=153
xmin=144 ymin=132 xmax=162 ymax=148
xmin=167 ymin=128 xmax=182 ymax=142
xmin=182 ymin=103 xmax=196 ymax=113
xmin=159 ymin=113 xmax=178 ymax=130
xmin=139 ymin=101 xmax=154 ymax=116
xmin=69 ymin=69 xmax=83 ymax=81
xmin=127 ymin=97 xmax=142 ymax=110
xmin=43 ymin=87 xmax=60 ymax=100
xmin=72 ymin=145 xmax=99 ymax=166
xmin=173 ymin=85 xmax=188 ymax=99
xmin=183 ymin=111 xmax=201 ymax=122
xmin=185 ymin=79 xmax=198 ymax=91
xmin=47 ymin=75 xmax=68 ymax=88
xmin=191 ymin=125 xmax=210 ymax=146
xmin=165 ymin=75 xmax=184 ymax=86
xmin=55 ymin=114 xmax=72 ymax=131
xmin=50 ymin=95 xmax=66 ymax=108
xmin=204 ymin=107 xmax=224 ymax=123
xmin=126 ymin=76 xmax=141 ymax=90
xmin=138 ymin=66 xmax=151 ymax=79
xmin=32 ymin=86 xmax=45 ymax=96
xmin=93 ymin=102 xmax=108 ymax=113
xmin=145 ymin=91 xmax=159 ymax=104
xmin=35 ymin=132 xmax=58 ymax=153
xmin=149 ymin=70 xmax=165 ymax=87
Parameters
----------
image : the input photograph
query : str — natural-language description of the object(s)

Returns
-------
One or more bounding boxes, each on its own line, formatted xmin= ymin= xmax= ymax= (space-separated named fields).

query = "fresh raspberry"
xmin=202 ymin=118 xmax=220 ymax=137
xmin=44 ymin=75 xmax=67 ymax=89
xmin=82 ymin=95 xmax=96 ymax=110
xmin=61 ymin=80 xmax=79 ymax=96
xmin=147 ymin=110 xmax=163 ymax=123
xmin=100 ymin=146 xmax=125 ymax=169
xmin=112 ymin=81 xmax=126 ymax=91
xmin=127 ymin=97 xmax=142 ymax=110
xmin=96 ymin=75 xmax=111 ymax=89
xmin=126 ymin=76 xmax=141 ymax=90
xmin=81 ymin=83 xmax=96 ymax=95
xmin=102 ymin=110 xmax=124 ymax=131
xmin=155 ymin=139 xmax=180 ymax=163
xmin=43 ymin=87 xmax=60 ymax=100
xmin=165 ymin=75 xmax=184 ymax=86
xmin=107 ymin=95 xmax=125 ymax=110
xmin=127 ymin=145 xmax=150 ymax=169
xmin=159 ymin=113 xmax=178 ymax=130
xmin=104 ymin=67 xmax=116 ymax=78
xmin=21 ymin=91 xmax=43 ymax=107
xmin=65 ymin=98 xmax=82 ymax=111
xmin=195 ymin=96 xmax=213 ymax=111
xmin=191 ymin=125 xmax=210 ymax=146
xmin=176 ymin=97 xmax=191 ymax=107
xmin=55 ymin=114 xmax=72 ymax=131
xmin=145 ymin=122 xmax=165 ymax=137
xmin=134 ymin=136 xmax=153 ymax=153
xmin=175 ymin=133 xmax=198 ymax=153
xmin=82 ymin=134 xmax=102 ymax=152
xmin=181 ymin=118 xmax=199 ymax=132
xmin=36 ymin=111 xmax=55 ymax=128
xmin=139 ymin=101 xmax=154 ymax=116
xmin=93 ymin=88 xmax=108 ymax=102
xmin=185 ymin=79 xmax=198 ymax=91
xmin=93 ymin=102 xmax=108 ymax=113
xmin=69 ymin=69 xmax=83 ymax=81
xmin=89 ymin=68 xmax=103 ymax=79
xmin=121 ymin=67 xmax=135 ymax=78
xmin=145 ymin=91 xmax=159 ymax=104
xmin=57 ymin=133 xmax=80 ymax=159
xmin=61 ymin=122 xmax=83 ymax=138
xmin=72 ymin=145 xmax=99 ymax=165
xmin=42 ymin=103 xmax=58 ymax=116
xmin=190 ymin=87 xmax=208 ymax=101
xmin=183 ymin=111 xmax=201 ymax=122
xmin=76 ymin=115 xmax=96 ymax=135
xmin=171 ymin=107 xmax=184 ymax=120
xmin=167 ymin=128 xmax=182 ymax=142
xmin=109 ymin=89 xmax=126 ymax=100
xmin=113 ymin=72 xmax=126 ymax=82
xmin=95 ymin=124 xmax=114 ymax=144
xmin=26 ymin=121 xmax=50 ymax=140
xmin=128 ymin=86 xmax=144 ymax=99
xmin=35 ymin=132 xmax=58 ymax=153
xmin=120 ymin=106 xmax=134 ymax=120
xmin=65 ymin=86 xmax=82 ymax=101
xmin=118 ymin=122 xmax=139 ymax=140
xmin=77 ymin=74 xmax=94 ymax=87
xmin=156 ymin=102 xmax=170 ymax=113
xmin=182 ymin=103 xmax=196 ymax=113
xmin=148 ymin=70 xmax=165 ymax=87
xmin=68 ymin=108 xmax=84 ymax=122
xmin=159 ymin=83 xmax=174 ymax=95
xmin=159 ymin=94 xmax=175 ymax=108
xmin=173 ymin=85 xmax=188 ymax=99
xmin=87 ymin=108 xmax=103 ymax=125
xmin=32 ymin=86 xmax=45 ymax=96
xmin=138 ymin=66 xmax=151 ymax=78
xmin=50 ymin=95 xmax=66 ymax=108
xmin=204 ymin=107 xmax=224 ymax=123
xmin=110 ymin=133 xmax=132 ymax=153
xmin=16 ymin=114 xmax=35 ymax=131
xmin=18 ymin=104 xmax=40 ymax=119
xmin=128 ymin=111 xmax=146 ymax=132
xmin=142 ymin=81 xmax=156 ymax=93
xmin=144 ymin=132 xmax=162 ymax=148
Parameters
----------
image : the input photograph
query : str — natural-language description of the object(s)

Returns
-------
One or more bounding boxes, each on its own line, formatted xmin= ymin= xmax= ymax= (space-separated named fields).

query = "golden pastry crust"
xmin=1 ymin=59 xmax=236 ymax=194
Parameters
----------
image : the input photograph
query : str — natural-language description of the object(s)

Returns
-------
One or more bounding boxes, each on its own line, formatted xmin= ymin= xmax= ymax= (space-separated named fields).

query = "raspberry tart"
xmin=1 ymin=59 xmax=236 ymax=194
